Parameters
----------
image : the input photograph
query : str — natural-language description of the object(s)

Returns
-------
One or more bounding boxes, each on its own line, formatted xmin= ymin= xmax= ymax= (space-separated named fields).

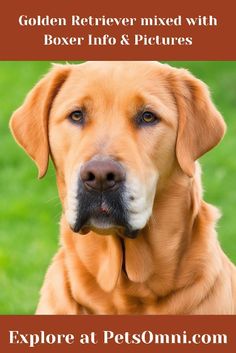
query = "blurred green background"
xmin=0 ymin=61 xmax=236 ymax=314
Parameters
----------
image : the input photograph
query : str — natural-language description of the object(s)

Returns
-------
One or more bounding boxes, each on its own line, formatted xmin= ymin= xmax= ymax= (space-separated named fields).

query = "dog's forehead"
xmin=70 ymin=60 xmax=164 ymax=79
xmin=60 ymin=61 xmax=174 ymax=100
xmin=51 ymin=62 xmax=178 ymax=125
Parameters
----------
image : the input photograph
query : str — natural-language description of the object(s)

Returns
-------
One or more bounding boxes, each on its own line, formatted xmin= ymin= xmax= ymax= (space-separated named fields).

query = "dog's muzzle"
xmin=71 ymin=158 xmax=139 ymax=238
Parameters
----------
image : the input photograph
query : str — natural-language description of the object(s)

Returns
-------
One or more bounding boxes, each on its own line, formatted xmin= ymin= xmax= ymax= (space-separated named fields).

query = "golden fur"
xmin=10 ymin=61 xmax=236 ymax=314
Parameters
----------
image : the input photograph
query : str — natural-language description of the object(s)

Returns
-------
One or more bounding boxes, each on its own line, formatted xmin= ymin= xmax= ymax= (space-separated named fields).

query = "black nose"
xmin=80 ymin=158 xmax=125 ymax=192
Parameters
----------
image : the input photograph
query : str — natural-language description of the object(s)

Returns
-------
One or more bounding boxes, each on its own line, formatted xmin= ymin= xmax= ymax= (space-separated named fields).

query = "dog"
xmin=10 ymin=61 xmax=236 ymax=314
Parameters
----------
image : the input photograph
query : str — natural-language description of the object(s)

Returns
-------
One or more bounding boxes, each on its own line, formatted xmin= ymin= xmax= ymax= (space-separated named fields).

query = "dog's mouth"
xmin=78 ymin=224 xmax=139 ymax=239
xmin=72 ymin=209 xmax=139 ymax=239
xmin=70 ymin=186 xmax=139 ymax=238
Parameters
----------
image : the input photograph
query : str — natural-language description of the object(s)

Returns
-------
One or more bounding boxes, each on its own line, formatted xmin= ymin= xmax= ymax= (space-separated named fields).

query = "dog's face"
xmin=10 ymin=62 xmax=226 ymax=238
xmin=49 ymin=62 xmax=178 ymax=237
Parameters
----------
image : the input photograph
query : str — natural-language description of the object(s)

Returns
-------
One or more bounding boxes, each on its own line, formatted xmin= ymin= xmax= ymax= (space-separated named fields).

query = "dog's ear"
xmin=174 ymin=69 xmax=226 ymax=177
xmin=9 ymin=64 xmax=71 ymax=178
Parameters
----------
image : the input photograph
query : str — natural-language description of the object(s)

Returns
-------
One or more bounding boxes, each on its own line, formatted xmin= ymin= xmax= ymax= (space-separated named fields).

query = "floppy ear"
xmin=9 ymin=64 xmax=71 ymax=178
xmin=174 ymin=69 xmax=226 ymax=177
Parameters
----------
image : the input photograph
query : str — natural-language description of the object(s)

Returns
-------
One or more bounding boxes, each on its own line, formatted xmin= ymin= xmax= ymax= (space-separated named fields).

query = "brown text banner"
xmin=0 ymin=0 xmax=236 ymax=60
xmin=0 ymin=315 xmax=235 ymax=353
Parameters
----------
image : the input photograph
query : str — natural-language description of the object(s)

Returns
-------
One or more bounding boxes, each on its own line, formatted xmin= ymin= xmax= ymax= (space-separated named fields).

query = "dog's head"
xmin=10 ymin=62 xmax=226 ymax=238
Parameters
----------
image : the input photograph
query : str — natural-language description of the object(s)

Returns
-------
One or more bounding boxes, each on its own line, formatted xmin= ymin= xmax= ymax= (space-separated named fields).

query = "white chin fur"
xmin=125 ymin=172 xmax=158 ymax=230
xmin=89 ymin=217 xmax=115 ymax=229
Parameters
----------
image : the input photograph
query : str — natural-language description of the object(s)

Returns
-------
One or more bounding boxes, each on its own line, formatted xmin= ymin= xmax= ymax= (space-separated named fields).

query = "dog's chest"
xmin=76 ymin=275 xmax=158 ymax=314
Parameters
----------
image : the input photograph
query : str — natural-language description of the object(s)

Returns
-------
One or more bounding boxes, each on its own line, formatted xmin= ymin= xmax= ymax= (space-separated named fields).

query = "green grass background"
xmin=0 ymin=61 xmax=236 ymax=314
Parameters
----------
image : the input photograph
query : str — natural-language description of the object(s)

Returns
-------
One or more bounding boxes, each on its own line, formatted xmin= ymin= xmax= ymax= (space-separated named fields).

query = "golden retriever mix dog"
xmin=10 ymin=61 xmax=236 ymax=314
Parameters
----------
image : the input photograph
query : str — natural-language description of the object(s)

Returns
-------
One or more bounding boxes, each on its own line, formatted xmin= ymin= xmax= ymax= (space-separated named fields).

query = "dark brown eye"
xmin=69 ymin=110 xmax=84 ymax=124
xmin=141 ymin=111 xmax=158 ymax=124
xmin=136 ymin=111 xmax=159 ymax=126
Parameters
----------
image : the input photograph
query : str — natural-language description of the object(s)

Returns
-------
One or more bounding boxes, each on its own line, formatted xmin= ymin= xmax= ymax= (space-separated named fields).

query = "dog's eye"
xmin=69 ymin=110 xmax=84 ymax=124
xmin=141 ymin=111 xmax=158 ymax=124
xmin=136 ymin=111 xmax=159 ymax=127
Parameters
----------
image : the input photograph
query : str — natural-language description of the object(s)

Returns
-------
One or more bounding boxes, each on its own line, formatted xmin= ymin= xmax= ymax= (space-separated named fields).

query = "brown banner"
xmin=0 ymin=315 xmax=235 ymax=352
xmin=0 ymin=0 xmax=236 ymax=60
